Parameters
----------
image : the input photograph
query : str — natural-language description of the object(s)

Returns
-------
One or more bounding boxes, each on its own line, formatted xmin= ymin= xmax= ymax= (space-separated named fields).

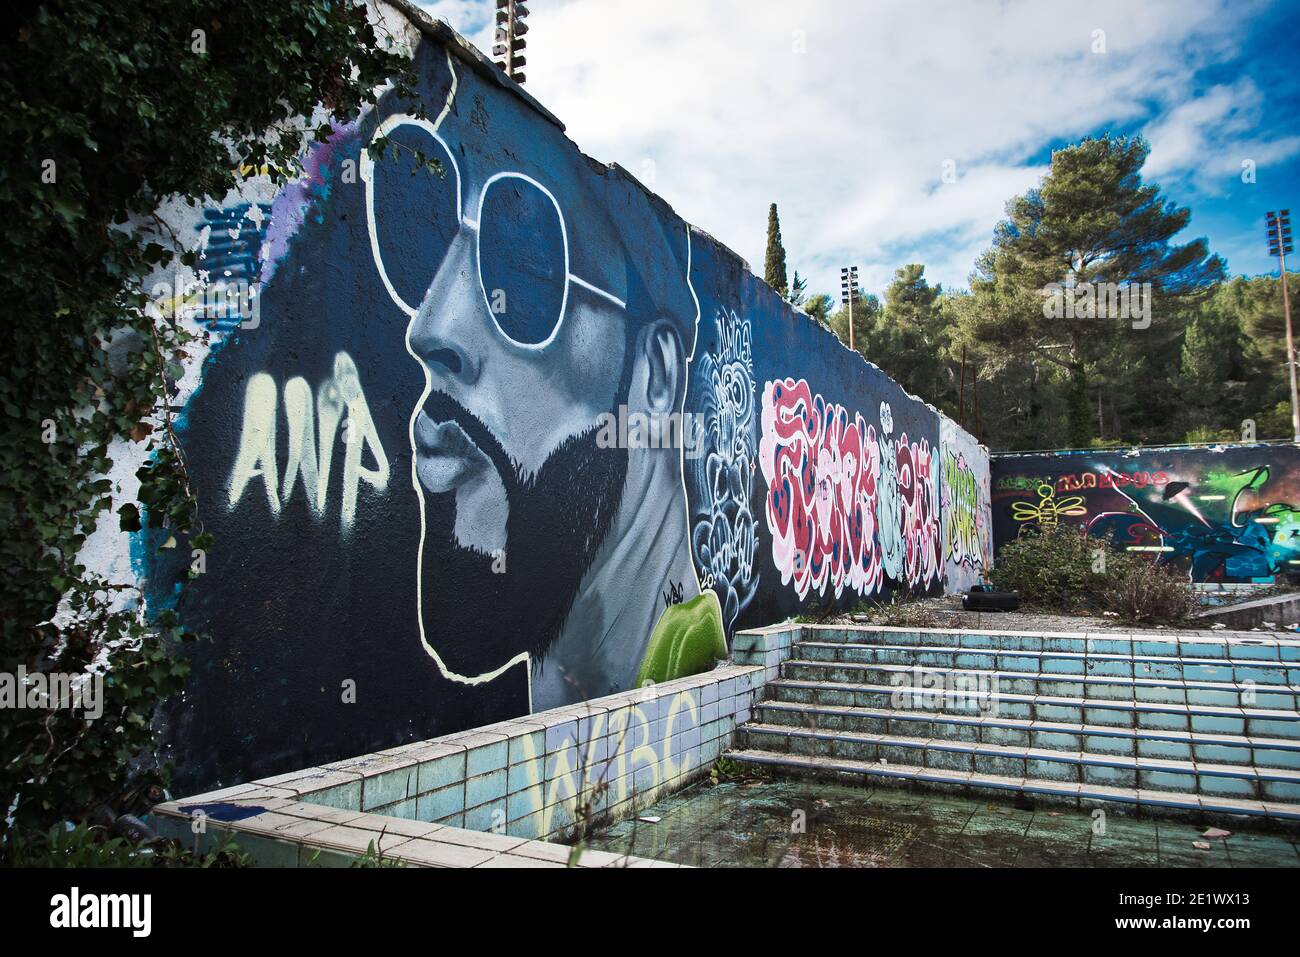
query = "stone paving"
xmin=853 ymin=594 xmax=1300 ymax=636
xmin=580 ymin=778 xmax=1300 ymax=868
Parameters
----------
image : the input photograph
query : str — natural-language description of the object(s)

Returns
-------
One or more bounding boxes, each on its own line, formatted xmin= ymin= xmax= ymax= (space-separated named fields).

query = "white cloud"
xmin=1145 ymin=77 xmax=1300 ymax=196
xmin=417 ymin=0 xmax=1265 ymax=298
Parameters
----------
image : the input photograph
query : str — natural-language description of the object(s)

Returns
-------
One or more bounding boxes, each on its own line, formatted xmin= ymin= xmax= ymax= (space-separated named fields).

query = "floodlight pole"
xmin=1268 ymin=209 xmax=1298 ymax=442
xmin=849 ymin=287 xmax=855 ymax=351
xmin=1283 ymin=250 xmax=1298 ymax=443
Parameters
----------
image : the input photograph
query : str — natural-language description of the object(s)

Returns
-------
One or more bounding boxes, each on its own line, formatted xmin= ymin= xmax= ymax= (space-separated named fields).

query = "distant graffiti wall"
xmin=940 ymin=416 xmax=993 ymax=592
xmin=991 ymin=444 xmax=1300 ymax=583
xmin=92 ymin=6 xmax=989 ymax=794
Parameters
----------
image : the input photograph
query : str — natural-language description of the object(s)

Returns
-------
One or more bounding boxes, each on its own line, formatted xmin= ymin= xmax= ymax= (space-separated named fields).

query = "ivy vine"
xmin=0 ymin=0 xmax=426 ymax=848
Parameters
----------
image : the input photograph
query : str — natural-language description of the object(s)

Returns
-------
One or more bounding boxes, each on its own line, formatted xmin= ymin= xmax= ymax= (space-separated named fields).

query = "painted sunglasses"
xmin=361 ymin=113 xmax=626 ymax=349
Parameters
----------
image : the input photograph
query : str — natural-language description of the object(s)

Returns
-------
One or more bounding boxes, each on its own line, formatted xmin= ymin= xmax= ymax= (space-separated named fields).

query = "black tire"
xmin=962 ymin=590 xmax=1019 ymax=611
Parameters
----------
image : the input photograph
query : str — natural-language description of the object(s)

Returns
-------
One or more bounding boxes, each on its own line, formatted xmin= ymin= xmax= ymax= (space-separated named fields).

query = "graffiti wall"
xmin=102 ymin=7 xmax=990 ymax=793
xmin=939 ymin=416 xmax=994 ymax=592
xmin=991 ymin=444 xmax=1300 ymax=583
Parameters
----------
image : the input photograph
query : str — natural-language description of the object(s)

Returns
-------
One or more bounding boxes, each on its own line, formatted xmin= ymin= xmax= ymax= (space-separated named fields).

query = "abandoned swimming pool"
xmin=577 ymin=777 xmax=1300 ymax=868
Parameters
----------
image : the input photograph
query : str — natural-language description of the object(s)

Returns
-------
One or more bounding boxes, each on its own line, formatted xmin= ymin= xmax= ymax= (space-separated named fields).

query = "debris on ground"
xmin=1201 ymin=827 xmax=1232 ymax=839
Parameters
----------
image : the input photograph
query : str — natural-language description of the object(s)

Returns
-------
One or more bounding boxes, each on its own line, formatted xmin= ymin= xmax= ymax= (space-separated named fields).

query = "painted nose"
xmin=409 ymin=232 xmax=482 ymax=384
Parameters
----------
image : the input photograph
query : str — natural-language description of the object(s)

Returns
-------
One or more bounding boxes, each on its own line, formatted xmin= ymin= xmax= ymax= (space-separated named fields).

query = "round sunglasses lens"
xmin=478 ymin=177 xmax=566 ymax=346
xmin=370 ymin=123 xmax=457 ymax=312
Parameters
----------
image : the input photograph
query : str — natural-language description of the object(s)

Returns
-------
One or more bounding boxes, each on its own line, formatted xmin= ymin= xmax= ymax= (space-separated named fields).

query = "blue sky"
xmin=417 ymin=0 xmax=1300 ymax=302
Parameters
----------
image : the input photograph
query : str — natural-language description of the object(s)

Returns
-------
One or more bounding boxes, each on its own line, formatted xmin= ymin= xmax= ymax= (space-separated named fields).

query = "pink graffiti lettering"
xmin=758 ymin=379 xmax=883 ymax=599
xmin=897 ymin=433 xmax=941 ymax=588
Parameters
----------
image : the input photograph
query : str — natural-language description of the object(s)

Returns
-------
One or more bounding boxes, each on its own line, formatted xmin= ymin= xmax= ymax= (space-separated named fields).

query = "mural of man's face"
xmin=364 ymin=106 xmax=641 ymax=679
xmin=410 ymin=227 xmax=637 ymax=676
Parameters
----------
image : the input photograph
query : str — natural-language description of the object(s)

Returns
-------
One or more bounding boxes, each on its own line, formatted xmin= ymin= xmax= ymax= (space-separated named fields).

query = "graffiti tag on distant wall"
xmin=992 ymin=446 xmax=1300 ymax=582
xmin=942 ymin=449 xmax=986 ymax=569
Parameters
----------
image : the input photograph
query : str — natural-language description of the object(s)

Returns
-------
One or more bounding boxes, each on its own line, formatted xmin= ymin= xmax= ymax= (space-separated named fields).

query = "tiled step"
xmin=753 ymin=700 xmax=1300 ymax=770
xmin=765 ymin=678 xmax=1300 ymax=739
xmin=779 ymin=660 xmax=1300 ymax=710
xmin=736 ymin=624 xmax=1300 ymax=827
xmin=726 ymin=748 xmax=1300 ymax=825
xmin=802 ymin=627 xmax=1300 ymax=663
xmin=736 ymin=723 xmax=1300 ymax=803
xmin=794 ymin=641 xmax=1300 ymax=685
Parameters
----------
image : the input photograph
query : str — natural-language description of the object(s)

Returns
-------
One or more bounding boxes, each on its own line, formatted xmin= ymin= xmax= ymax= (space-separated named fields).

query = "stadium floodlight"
xmin=493 ymin=0 xmax=529 ymax=84
xmin=841 ymin=265 xmax=860 ymax=350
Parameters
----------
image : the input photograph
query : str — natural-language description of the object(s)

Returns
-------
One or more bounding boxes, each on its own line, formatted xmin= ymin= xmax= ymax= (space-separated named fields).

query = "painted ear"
xmin=644 ymin=320 xmax=683 ymax=413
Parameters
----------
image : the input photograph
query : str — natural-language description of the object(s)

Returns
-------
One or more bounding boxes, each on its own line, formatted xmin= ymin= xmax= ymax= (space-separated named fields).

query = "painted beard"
xmin=417 ymin=389 xmax=630 ymax=676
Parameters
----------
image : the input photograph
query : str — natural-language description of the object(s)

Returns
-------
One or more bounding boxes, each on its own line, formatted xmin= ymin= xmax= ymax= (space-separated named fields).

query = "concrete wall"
xmin=150 ymin=623 xmax=798 ymax=859
xmin=95 ymin=5 xmax=990 ymax=794
xmin=991 ymin=443 xmax=1300 ymax=583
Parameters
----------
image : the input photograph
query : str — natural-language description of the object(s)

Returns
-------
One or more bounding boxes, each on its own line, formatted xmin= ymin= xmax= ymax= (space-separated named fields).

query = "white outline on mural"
xmin=678 ymin=227 xmax=706 ymax=599
xmin=358 ymin=53 xmax=704 ymax=705
xmin=360 ymin=114 xmax=626 ymax=348
xmin=360 ymin=54 xmax=534 ymax=698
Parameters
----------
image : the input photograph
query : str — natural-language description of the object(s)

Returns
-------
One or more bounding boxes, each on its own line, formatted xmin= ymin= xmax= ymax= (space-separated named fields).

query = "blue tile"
xmin=1139 ymin=769 xmax=1195 ymax=792
xmin=508 ymin=730 xmax=544 ymax=765
xmin=544 ymin=720 xmax=578 ymax=754
xmin=1042 ymin=657 xmax=1085 ymax=675
xmin=1084 ymin=734 xmax=1134 ymax=755
xmin=507 ymin=787 xmax=541 ymax=823
xmin=466 ymin=740 xmax=508 ymax=777
xmin=1083 ymin=765 xmax=1137 ymax=788
xmin=362 ymin=765 xmax=420 ymax=811
xmin=466 ymin=769 xmax=507 ymax=807
xmin=1254 ymin=747 xmax=1300 ymax=770
xmin=418 ymin=783 xmax=464 ymax=821
xmin=1088 ymin=660 xmax=1132 ymax=678
xmin=1248 ymin=718 xmax=1300 ymax=738
xmin=1136 ymin=738 xmax=1192 ymax=761
xmin=464 ymin=801 xmax=507 ymax=833
xmin=417 ymin=752 xmax=467 ymax=794
xmin=1261 ymin=781 xmax=1300 ymax=802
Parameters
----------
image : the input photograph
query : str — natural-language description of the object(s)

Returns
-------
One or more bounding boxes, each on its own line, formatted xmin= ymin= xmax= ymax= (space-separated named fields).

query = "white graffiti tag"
xmin=228 ymin=350 xmax=389 ymax=529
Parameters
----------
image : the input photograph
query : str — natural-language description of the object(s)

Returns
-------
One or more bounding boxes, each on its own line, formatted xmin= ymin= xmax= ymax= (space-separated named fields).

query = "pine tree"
xmin=961 ymin=135 xmax=1224 ymax=446
xmin=803 ymin=293 xmax=833 ymax=326
xmin=764 ymin=203 xmax=788 ymax=298
xmin=789 ymin=270 xmax=808 ymax=305
xmin=871 ymin=265 xmax=953 ymax=407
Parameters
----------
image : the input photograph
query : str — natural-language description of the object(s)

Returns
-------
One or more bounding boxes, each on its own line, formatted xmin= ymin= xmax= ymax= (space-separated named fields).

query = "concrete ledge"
xmin=150 ymin=633 xmax=803 ymax=867
xmin=1198 ymin=592 xmax=1300 ymax=631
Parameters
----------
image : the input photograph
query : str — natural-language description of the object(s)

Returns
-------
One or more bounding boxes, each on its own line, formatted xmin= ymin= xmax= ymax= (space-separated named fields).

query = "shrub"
xmin=1 ymin=0 xmax=423 ymax=842
xmin=989 ymin=524 xmax=1107 ymax=610
xmin=5 ymin=822 xmax=251 ymax=868
xmin=990 ymin=524 xmax=1196 ymax=625
xmin=1099 ymin=556 xmax=1199 ymax=625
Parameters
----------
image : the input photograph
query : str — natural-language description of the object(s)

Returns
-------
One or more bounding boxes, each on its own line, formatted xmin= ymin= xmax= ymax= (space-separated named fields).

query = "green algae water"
xmin=579 ymin=779 xmax=1300 ymax=868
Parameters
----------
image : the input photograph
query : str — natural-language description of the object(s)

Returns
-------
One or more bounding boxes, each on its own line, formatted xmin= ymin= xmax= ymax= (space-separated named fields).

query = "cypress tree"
xmin=764 ymin=203 xmax=788 ymax=298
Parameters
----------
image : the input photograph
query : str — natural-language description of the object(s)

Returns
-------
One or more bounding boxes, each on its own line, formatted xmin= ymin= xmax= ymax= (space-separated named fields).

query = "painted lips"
xmin=414 ymin=410 xmax=490 ymax=493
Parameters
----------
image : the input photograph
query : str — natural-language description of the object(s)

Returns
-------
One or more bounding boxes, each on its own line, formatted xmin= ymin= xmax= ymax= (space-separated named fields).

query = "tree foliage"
xmin=764 ymin=202 xmax=789 ymax=298
xmin=954 ymin=136 xmax=1225 ymax=447
xmin=868 ymin=265 xmax=953 ymax=405
xmin=0 ymin=0 xmax=420 ymax=843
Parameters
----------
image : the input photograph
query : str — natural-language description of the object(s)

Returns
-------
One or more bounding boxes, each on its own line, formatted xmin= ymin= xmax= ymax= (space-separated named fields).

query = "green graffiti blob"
xmin=635 ymin=591 xmax=728 ymax=686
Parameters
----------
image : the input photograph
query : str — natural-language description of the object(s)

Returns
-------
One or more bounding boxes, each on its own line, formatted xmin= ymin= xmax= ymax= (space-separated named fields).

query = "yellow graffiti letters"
xmin=227 ymin=351 xmax=389 ymax=528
